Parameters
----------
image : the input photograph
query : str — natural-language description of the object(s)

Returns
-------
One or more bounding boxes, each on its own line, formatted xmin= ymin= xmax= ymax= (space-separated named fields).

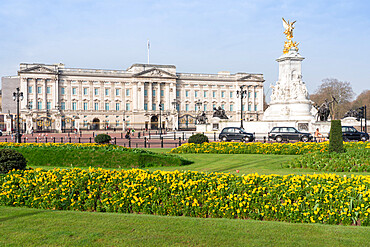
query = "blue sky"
xmin=1 ymin=0 xmax=369 ymax=100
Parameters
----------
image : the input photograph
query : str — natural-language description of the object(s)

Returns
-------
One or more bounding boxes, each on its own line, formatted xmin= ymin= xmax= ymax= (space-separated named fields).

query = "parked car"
xmin=219 ymin=127 xmax=255 ymax=142
xmin=341 ymin=126 xmax=369 ymax=141
xmin=268 ymin=127 xmax=312 ymax=142
xmin=0 ymin=130 xmax=2 ymax=136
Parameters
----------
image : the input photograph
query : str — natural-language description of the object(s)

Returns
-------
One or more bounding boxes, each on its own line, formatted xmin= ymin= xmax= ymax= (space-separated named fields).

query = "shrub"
xmin=94 ymin=134 xmax=112 ymax=144
xmin=0 ymin=149 xmax=27 ymax=174
xmin=188 ymin=133 xmax=209 ymax=144
xmin=329 ymin=120 xmax=345 ymax=153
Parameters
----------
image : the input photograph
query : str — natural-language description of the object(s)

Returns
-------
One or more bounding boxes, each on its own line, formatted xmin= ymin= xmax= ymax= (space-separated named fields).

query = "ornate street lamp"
xmin=13 ymin=87 xmax=23 ymax=143
xmin=171 ymin=99 xmax=179 ymax=130
xmin=159 ymin=102 xmax=163 ymax=136
xmin=236 ymin=85 xmax=247 ymax=129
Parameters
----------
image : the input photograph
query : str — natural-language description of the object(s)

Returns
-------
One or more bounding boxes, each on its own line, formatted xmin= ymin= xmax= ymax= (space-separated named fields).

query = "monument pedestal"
xmin=263 ymin=47 xmax=316 ymax=122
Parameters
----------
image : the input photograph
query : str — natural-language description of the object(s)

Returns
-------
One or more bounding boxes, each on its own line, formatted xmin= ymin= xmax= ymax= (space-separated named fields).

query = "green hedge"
xmin=329 ymin=120 xmax=345 ymax=153
xmin=0 ymin=143 xmax=192 ymax=169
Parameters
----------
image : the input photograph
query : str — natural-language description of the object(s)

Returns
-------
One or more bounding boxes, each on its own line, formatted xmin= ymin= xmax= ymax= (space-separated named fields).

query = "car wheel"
xmin=221 ymin=136 xmax=228 ymax=142
xmin=275 ymin=136 xmax=283 ymax=142
xmin=301 ymin=136 xmax=309 ymax=142
xmin=360 ymin=136 xmax=367 ymax=141
xmin=243 ymin=136 xmax=250 ymax=142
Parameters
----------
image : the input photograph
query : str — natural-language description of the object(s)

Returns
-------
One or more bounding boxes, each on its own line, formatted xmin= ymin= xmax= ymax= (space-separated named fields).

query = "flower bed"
xmin=286 ymin=149 xmax=370 ymax=172
xmin=170 ymin=141 xmax=369 ymax=155
xmin=0 ymin=143 xmax=192 ymax=168
xmin=1 ymin=168 xmax=370 ymax=226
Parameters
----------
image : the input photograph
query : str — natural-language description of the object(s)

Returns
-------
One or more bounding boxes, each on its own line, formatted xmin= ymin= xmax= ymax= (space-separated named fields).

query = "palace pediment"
xmin=134 ymin=68 xmax=177 ymax=78
xmin=19 ymin=65 xmax=56 ymax=74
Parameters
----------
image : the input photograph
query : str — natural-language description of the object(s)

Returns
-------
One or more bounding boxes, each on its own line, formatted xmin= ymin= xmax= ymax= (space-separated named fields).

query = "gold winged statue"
xmin=282 ymin=18 xmax=299 ymax=54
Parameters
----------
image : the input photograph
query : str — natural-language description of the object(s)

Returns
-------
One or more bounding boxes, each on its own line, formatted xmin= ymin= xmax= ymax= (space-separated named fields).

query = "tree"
xmin=310 ymin=78 xmax=354 ymax=119
xmin=350 ymin=90 xmax=370 ymax=119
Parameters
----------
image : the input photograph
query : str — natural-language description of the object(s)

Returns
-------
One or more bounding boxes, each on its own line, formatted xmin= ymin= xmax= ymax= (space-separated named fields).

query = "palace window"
xmin=37 ymin=101 xmax=42 ymax=110
xmin=105 ymin=89 xmax=109 ymax=96
xmin=84 ymin=88 xmax=88 ymax=95
xmin=153 ymin=89 xmax=156 ymax=96
xmin=94 ymin=88 xmax=99 ymax=96
xmin=248 ymin=104 xmax=251 ymax=111
xmin=204 ymin=104 xmax=207 ymax=111
xmin=152 ymin=104 xmax=156 ymax=111
xmin=28 ymin=86 xmax=32 ymax=94
xmin=248 ymin=92 xmax=251 ymax=98
xmin=116 ymin=120 xmax=120 ymax=127
xmin=204 ymin=91 xmax=207 ymax=97
xmin=61 ymin=102 xmax=65 ymax=110
xmin=72 ymin=102 xmax=77 ymax=111
xmin=161 ymin=90 xmax=164 ymax=97
xmin=28 ymin=101 xmax=33 ymax=109
xmin=47 ymin=87 xmax=51 ymax=94
xmin=126 ymin=89 xmax=130 ymax=96
xmin=185 ymin=104 xmax=189 ymax=112
xmin=212 ymin=91 xmax=216 ymax=98
xmin=126 ymin=103 xmax=130 ymax=111
xmin=221 ymin=104 xmax=224 ymax=109
xmin=72 ymin=88 xmax=77 ymax=95
xmin=116 ymin=89 xmax=120 ymax=96
xmin=94 ymin=102 xmax=99 ymax=111
xmin=195 ymin=91 xmax=198 ymax=98
xmin=37 ymin=87 xmax=42 ymax=94
xmin=230 ymin=104 xmax=233 ymax=111
xmin=254 ymin=105 xmax=258 ymax=111
xmin=46 ymin=102 xmax=51 ymax=110
xmin=105 ymin=103 xmax=109 ymax=111
xmin=255 ymin=92 xmax=257 ymax=98
xmin=84 ymin=102 xmax=88 ymax=110
xmin=176 ymin=90 xmax=180 ymax=97
xmin=186 ymin=91 xmax=189 ymax=97
xmin=230 ymin=92 xmax=233 ymax=98
xmin=221 ymin=91 xmax=225 ymax=98
xmin=61 ymin=87 xmax=65 ymax=95
xmin=144 ymin=103 xmax=148 ymax=111
xmin=116 ymin=103 xmax=120 ymax=111
xmin=144 ymin=89 xmax=148 ymax=96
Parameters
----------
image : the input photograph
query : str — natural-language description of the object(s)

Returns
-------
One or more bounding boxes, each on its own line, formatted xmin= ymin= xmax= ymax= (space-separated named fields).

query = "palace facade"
xmin=2 ymin=63 xmax=264 ymax=133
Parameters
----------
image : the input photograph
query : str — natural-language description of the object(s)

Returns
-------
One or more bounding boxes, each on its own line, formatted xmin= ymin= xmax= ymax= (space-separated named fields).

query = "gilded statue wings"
xmin=282 ymin=18 xmax=296 ymax=30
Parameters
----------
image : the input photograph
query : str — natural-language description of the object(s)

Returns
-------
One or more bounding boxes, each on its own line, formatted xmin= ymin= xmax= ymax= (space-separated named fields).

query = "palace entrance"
xmin=92 ymin=118 xmax=100 ymax=130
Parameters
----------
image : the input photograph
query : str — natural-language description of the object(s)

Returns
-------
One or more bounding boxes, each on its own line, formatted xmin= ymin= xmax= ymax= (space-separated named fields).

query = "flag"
xmin=147 ymin=40 xmax=150 ymax=49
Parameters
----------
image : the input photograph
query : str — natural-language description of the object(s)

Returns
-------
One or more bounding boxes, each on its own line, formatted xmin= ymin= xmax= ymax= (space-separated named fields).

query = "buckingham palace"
xmin=2 ymin=63 xmax=264 ymax=133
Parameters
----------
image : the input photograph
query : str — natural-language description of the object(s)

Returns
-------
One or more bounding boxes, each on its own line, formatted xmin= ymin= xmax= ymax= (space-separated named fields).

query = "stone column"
xmin=157 ymin=83 xmax=161 ymax=109
xmin=148 ymin=82 xmax=153 ymax=110
xmin=133 ymin=82 xmax=138 ymax=110
xmin=138 ymin=82 xmax=144 ymax=110
xmin=54 ymin=77 xmax=59 ymax=109
xmin=34 ymin=79 xmax=38 ymax=111
xmin=165 ymin=83 xmax=170 ymax=110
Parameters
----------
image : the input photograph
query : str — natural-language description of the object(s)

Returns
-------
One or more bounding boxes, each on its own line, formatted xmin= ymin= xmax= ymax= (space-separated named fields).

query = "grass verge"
xmin=1 ymin=206 xmax=369 ymax=247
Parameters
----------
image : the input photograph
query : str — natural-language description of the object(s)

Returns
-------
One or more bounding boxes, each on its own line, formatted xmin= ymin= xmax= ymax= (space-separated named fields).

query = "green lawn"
xmin=1 ymin=206 xmax=369 ymax=247
xmin=146 ymin=148 xmax=370 ymax=176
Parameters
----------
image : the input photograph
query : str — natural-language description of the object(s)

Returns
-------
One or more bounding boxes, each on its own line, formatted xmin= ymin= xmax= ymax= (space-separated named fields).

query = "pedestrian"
xmin=125 ymin=130 xmax=130 ymax=139
xmin=314 ymin=128 xmax=323 ymax=142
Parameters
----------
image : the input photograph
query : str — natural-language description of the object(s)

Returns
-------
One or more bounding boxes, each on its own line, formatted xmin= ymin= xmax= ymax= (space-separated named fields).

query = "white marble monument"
xmin=263 ymin=18 xmax=316 ymax=121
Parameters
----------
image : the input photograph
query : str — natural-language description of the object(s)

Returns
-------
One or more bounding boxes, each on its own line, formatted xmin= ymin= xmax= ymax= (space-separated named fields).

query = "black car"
xmin=341 ymin=126 xmax=369 ymax=141
xmin=268 ymin=127 xmax=312 ymax=142
xmin=219 ymin=127 xmax=254 ymax=142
